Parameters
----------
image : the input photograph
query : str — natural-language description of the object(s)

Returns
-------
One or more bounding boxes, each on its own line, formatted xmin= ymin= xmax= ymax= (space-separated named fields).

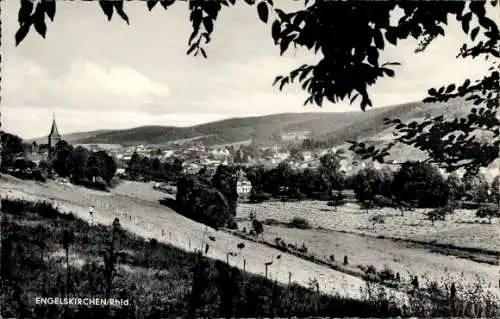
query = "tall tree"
xmin=0 ymin=132 xmax=25 ymax=169
xmin=126 ymin=152 xmax=142 ymax=180
xmin=391 ymin=161 xmax=449 ymax=208
xmin=212 ymin=165 xmax=239 ymax=217
xmin=491 ymin=175 xmax=500 ymax=209
xmin=319 ymin=153 xmax=343 ymax=196
xmin=71 ymin=146 xmax=91 ymax=183
xmin=52 ymin=140 xmax=74 ymax=178
xmin=352 ymin=168 xmax=384 ymax=203
xmin=446 ymin=172 xmax=464 ymax=205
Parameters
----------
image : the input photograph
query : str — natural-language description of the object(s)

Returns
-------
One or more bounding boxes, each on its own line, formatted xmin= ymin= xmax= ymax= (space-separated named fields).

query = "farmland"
xmin=238 ymin=201 xmax=500 ymax=253
xmin=237 ymin=200 xmax=500 ymax=297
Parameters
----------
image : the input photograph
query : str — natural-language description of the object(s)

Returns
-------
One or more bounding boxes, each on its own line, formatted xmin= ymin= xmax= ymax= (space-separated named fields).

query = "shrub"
xmin=373 ymin=195 xmax=394 ymax=208
xmin=369 ymin=214 xmax=385 ymax=227
xmin=94 ymin=176 xmax=109 ymax=190
xmin=327 ymin=194 xmax=346 ymax=209
xmin=32 ymin=169 xmax=47 ymax=182
xmin=108 ymin=176 xmax=121 ymax=188
xmin=249 ymin=191 xmax=271 ymax=203
xmin=391 ymin=162 xmax=449 ymax=208
xmin=427 ymin=207 xmax=447 ymax=225
xmin=476 ymin=206 xmax=499 ymax=223
xmin=290 ymin=217 xmax=311 ymax=229
xmin=251 ymin=219 xmax=264 ymax=236
xmin=378 ymin=265 xmax=396 ymax=283
xmin=298 ymin=242 xmax=308 ymax=253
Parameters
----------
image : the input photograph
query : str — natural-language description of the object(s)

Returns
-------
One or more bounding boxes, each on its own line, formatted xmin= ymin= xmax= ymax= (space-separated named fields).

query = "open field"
xmin=0 ymin=176 xmax=371 ymax=299
xmin=237 ymin=221 xmax=500 ymax=297
xmin=238 ymin=201 xmax=500 ymax=253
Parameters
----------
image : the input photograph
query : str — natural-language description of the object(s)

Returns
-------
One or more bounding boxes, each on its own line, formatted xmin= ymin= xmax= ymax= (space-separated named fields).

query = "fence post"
xmin=289 ymin=272 xmax=292 ymax=285
xmin=189 ymin=238 xmax=191 ymax=249
xmin=169 ymin=232 xmax=171 ymax=241
xmin=243 ymin=259 xmax=246 ymax=271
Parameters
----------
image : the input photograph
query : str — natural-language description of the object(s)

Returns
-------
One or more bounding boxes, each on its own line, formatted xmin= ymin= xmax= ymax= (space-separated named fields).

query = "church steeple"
xmin=49 ymin=112 xmax=60 ymax=137
xmin=48 ymin=113 xmax=62 ymax=150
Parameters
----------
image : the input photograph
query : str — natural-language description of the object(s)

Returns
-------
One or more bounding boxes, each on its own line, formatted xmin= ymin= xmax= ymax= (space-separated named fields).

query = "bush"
xmin=298 ymin=242 xmax=308 ymax=253
xmin=476 ymin=206 xmax=499 ymax=223
xmin=369 ymin=214 xmax=385 ymax=226
xmin=327 ymin=193 xmax=346 ymax=208
xmin=108 ymin=176 xmax=122 ymax=188
xmin=391 ymin=162 xmax=449 ymax=208
xmin=378 ymin=265 xmax=396 ymax=283
xmin=251 ymin=219 xmax=264 ymax=235
xmin=249 ymin=191 xmax=271 ymax=203
xmin=290 ymin=217 xmax=311 ymax=229
xmin=94 ymin=176 xmax=108 ymax=190
xmin=373 ymin=195 xmax=394 ymax=208
xmin=427 ymin=207 xmax=448 ymax=225
xmin=32 ymin=169 xmax=47 ymax=182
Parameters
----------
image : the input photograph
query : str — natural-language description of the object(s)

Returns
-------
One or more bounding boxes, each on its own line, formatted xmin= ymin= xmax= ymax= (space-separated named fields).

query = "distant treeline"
xmin=0 ymin=132 xmax=117 ymax=190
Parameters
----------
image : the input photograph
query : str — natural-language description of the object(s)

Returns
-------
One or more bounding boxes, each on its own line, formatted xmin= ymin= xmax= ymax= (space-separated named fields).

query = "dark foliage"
xmin=0 ymin=131 xmax=25 ymax=170
xmin=352 ymin=168 xmax=387 ymax=203
xmin=290 ymin=217 xmax=311 ymax=229
xmin=391 ymin=161 xmax=449 ymax=208
xmin=126 ymin=152 xmax=183 ymax=184
xmin=476 ymin=205 xmax=499 ymax=223
xmin=176 ymin=174 xmax=236 ymax=230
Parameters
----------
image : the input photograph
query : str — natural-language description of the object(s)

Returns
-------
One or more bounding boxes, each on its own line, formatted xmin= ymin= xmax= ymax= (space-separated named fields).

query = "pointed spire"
xmin=49 ymin=112 xmax=60 ymax=137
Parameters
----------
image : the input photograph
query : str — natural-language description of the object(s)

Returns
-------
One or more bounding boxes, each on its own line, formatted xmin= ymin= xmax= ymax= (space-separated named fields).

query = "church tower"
xmin=48 ymin=113 xmax=62 ymax=151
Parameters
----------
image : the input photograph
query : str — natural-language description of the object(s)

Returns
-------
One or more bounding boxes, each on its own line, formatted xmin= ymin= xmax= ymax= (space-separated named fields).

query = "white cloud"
xmin=64 ymin=61 xmax=170 ymax=98
xmin=2 ymin=57 xmax=171 ymax=112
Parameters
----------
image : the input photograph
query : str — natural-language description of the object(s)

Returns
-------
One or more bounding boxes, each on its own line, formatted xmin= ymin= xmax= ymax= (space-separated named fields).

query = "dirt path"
xmin=1 ymin=178 xmax=383 ymax=300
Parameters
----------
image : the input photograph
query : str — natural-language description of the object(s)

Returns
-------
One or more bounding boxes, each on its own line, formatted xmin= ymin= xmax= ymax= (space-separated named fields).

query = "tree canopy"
xmin=11 ymin=0 xmax=500 ymax=175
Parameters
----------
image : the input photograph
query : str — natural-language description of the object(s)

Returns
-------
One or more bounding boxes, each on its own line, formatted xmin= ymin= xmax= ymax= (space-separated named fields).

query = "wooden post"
xmin=226 ymin=253 xmax=229 ymax=265
xmin=189 ymin=238 xmax=191 ymax=249
xmin=265 ymin=264 xmax=268 ymax=279
xmin=243 ymin=259 xmax=246 ymax=271
xmin=161 ymin=229 xmax=164 ymax=236
xmin=288 ymin=272 xmax=292 ymax=284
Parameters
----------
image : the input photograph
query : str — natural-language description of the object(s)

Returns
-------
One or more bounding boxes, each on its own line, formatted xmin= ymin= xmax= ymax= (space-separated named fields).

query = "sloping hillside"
xmin=70 ymin=98 xmax=471 ymax=147
xmin=29 ymin=129 xmax=112 ymax=145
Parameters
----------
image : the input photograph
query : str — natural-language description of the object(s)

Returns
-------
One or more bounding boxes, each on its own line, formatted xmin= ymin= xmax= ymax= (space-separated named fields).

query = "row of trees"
xmin=125 ymin=152 xmax=183 ymax=183
xmin=245 ymin=153 xmax=345 ymax=201
xmin=51 ymin=141 xmax=117 ymax=189
xmin=244 ymin=154 xmax=500 ymax=211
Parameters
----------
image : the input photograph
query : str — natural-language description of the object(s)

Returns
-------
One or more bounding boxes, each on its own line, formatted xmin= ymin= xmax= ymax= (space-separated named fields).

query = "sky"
xmin=0 ymin=1 xmax=496 ymax=139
